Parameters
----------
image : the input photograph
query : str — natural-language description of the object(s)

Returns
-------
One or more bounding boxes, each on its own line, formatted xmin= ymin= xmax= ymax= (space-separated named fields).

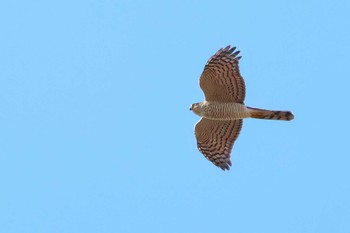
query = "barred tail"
xmin=247 ymin=107 xmax=294 ymax=121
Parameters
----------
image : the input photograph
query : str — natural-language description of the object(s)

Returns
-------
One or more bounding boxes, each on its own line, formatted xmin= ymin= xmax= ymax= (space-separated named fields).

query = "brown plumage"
xmin=194 ymin=118 xmax=242 ymax=170
xmin=247 ymin=107 xmax=294 ymax=121
xmin=190 ymin=45 xmax=294 ymax=170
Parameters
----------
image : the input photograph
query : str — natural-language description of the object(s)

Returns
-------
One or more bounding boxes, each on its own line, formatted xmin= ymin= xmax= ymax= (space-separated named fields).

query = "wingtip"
xmin=222 ymin=45 xmax=242 ymax=60
xmin=222 ymin=166 xmax=230 ymax=171
xmin=223 ymin=45 xmax=231 ymax=50
xmin=219 ymin=161 xmax=231 ymax=171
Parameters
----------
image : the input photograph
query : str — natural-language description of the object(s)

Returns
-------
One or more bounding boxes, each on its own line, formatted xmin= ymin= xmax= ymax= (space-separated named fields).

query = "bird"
xmin=190 ymin=45 xmax=294 ymax=170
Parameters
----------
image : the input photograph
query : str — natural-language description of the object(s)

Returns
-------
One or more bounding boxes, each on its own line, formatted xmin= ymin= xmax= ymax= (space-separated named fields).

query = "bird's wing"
xmin=199 ymin=45 xmax=245 ymax=103
xmin=194 ymin=118 xmax=243 ymax=170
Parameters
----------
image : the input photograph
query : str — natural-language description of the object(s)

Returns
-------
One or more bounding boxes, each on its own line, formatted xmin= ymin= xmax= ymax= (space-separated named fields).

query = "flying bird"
xmin=190 ymin=45 xmax=294 ymax=170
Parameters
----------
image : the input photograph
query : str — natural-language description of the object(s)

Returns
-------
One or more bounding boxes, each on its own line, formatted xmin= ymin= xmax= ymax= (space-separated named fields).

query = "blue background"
xmin=1 ymin=1 xmax=349 ymax=232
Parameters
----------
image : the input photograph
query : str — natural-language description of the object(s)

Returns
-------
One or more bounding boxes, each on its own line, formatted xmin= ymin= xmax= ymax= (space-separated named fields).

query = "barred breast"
xmin=201 ymin=102 xmax=250 ymax=120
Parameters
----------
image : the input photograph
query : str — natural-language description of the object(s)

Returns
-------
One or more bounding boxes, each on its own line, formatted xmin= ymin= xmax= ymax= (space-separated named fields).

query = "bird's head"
xmin=189 ymin=102 xmax=199 ymax=111
xmin=189 ymin=102 xmax=203 ymax=116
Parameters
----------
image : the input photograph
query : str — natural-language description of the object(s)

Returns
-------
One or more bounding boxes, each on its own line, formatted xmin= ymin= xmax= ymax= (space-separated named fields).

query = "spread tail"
xmin=247 ymin=107 xmax=294 ymax=121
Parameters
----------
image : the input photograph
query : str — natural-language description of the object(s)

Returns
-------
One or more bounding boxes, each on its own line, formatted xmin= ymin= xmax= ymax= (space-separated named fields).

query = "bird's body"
xmin=191 ymin=101 xmax=249 ymax=120
xmin=190 ymin=45 xmax=294 ymax=170
xmin=191 ymin=101 xmax=294 ymax=121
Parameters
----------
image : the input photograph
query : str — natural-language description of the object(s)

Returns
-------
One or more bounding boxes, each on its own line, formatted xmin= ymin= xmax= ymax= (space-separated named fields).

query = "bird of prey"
xmin=190 ymin=45 xmax=294 ymax=170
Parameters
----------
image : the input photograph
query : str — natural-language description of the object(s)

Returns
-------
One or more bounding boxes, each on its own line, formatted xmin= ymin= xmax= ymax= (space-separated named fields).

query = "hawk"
xmin=190 ymin=45 xmax=294 ymax=170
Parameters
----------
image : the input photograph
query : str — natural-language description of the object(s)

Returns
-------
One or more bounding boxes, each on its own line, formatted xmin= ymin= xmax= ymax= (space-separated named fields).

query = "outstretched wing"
xmin=194 ymin=118 xmax=243 ymax=170
xmin=199 ymin=45 xmax=245 ymax=103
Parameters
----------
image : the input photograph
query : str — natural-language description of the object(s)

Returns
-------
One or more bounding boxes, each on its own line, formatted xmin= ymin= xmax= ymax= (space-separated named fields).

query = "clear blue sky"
xmin=1 ymin=1 xmax=349 ymax=232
